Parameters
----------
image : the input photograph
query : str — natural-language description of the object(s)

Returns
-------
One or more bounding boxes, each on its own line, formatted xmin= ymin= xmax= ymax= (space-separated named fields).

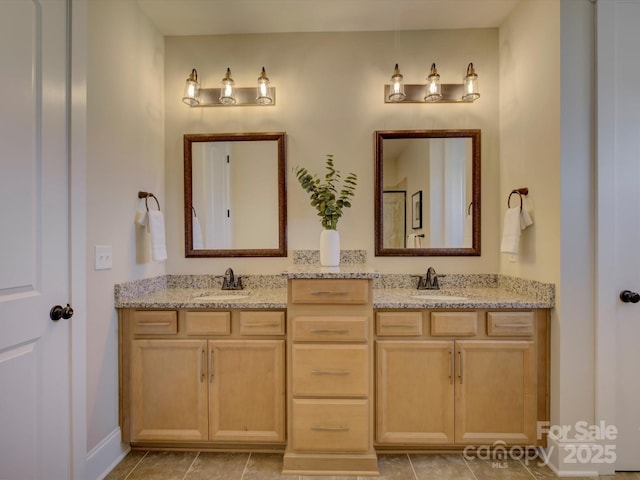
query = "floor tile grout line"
xmin=406 ymin=453 xmax=419 ymax=480
xmin=239 ymin=451 xmax=251 ymax=480
xmin=518 ymin=456 xmax=540 ymax=480
xmin=461 ymin=454 xmax=481 ymax=480
xmin=122 ymin=450 xmax=148 ymax=480
xmin=181 ymin=451 xmax=200 ymax=480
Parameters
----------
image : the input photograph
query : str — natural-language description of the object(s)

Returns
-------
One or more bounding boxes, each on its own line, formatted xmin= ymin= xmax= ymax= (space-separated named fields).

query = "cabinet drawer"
xmin=487 ymin=312 xmax=535 ymax=336
xmin=185 ymin=311 xmax=230 ymax=335
xmin=292 ymin=399 xmax=369 ymax=452
xmin=292 ymin=316 xmax=368 ymax=342
xmin=431 ymin=312 xmax=478 ymax=336
xmin=239 ymin=311 xmax=285 ymax=336
xmin=376 ymin=312 xmax=423 ymax=336
xmin=292 ymin=344 xmax=368 ymax=397
xmin=290 ymin=279 xmax=369 ymax=305
xmin=132 ymin=311 xmax=177 ymax=335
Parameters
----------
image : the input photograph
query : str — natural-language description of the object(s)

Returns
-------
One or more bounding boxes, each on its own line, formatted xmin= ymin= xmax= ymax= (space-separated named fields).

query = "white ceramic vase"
xmin=320 ymin=229 xmax=340 ymax=266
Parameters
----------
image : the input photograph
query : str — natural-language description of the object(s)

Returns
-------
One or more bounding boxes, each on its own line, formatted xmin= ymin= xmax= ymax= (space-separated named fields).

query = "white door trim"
xmin=70 ymin=0 xmax=88 ymax=478
xmin=595 ymin=0 xmax=619 ymax=475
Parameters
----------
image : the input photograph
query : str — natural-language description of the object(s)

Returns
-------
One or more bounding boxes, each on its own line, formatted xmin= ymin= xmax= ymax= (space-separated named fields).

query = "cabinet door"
xmin=376 ymin=341 xmax=455 ymax=444
xmin=209 ymin=340 xmax=285 ymax=442
xmin=455 ymin=340 xmax=536 ymax=445
xmin=130 ymin=340 xmax=208 ymax=442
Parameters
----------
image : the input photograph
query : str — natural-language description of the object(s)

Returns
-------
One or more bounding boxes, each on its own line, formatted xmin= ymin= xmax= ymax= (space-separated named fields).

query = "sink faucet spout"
xmin=222 ymin=267 xmax=243 ymax=290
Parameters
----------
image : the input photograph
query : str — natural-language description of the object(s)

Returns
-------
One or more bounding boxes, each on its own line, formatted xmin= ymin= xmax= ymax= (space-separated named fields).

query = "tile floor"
xmin=105 ymin=451 xmax=640 ymax=480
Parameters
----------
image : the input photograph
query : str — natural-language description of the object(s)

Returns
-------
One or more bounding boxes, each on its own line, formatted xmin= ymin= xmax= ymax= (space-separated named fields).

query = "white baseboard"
xmin=86 ymin=427 xmax=130 ymax=480
xmin=545 ymin=435 xmax=611 ymax=477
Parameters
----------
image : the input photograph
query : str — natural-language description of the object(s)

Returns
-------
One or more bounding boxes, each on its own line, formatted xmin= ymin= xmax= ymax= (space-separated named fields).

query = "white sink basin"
xmin=194 ymin=293 xmax=250 ymax=301
xmin=411 ymin=294 xmax=469 ymax=301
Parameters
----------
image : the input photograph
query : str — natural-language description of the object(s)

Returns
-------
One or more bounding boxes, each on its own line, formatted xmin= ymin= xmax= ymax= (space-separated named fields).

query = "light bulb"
xmin=388 ymin=64 xmax=406 ymax=102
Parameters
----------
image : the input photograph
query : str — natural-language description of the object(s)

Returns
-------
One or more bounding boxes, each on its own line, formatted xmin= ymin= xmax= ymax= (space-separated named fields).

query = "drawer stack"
xmin=283 ymin=278 xmax=378 ymax=476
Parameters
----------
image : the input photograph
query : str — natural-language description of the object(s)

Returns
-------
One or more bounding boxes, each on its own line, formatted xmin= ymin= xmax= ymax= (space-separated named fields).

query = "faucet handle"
xmin=411 ymin=275 xmax=428 ymax=290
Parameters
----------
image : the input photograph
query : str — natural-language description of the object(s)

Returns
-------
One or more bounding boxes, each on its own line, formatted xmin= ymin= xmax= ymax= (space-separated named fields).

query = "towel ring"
xmin=138 ymin=191 xmax=161 ymax=211
xmin=507 ymin=187 xmax=529 ymax=210
xmin=467 ymin=202 xmax=473 ymax=215
xmin=192 ymin=206 xmax=197 ymax=217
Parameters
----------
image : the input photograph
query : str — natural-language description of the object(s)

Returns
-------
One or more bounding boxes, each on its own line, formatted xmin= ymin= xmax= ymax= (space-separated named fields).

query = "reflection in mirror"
xmin=375 ymin=130 xmax=480 ymax=256
xmin=184 ymin=132 xmax=287 ymax=257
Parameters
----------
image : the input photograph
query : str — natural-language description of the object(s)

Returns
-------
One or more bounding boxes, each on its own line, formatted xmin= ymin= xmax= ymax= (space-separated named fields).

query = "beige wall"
xmin=86 ymin=0 xmax=165 ymax=452
xmin=164 ymin=29 xmax=501 ymax=275
xmin=499 ymin=0 xmax=561 ymax=283
xmin=500 ymin=2 xmax=596 ymax=470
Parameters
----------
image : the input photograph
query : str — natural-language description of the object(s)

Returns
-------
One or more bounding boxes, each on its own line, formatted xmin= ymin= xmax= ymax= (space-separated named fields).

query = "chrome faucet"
xmin=416 ymin=267 xmax=442 ymax=290
xmin=221 ymin=267 xmax=243 ymax=290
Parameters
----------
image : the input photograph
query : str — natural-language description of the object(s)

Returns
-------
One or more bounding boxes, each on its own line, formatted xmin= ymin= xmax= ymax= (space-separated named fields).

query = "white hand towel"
xmin=463 ymin=214 xmax=473 ymax=248
xmin=500 ymin=207 xmax=522 ymax=255
xmin=520 ymin=207 xmax=533 ymax=229
xmin=192 ymin=213 xmax=204 ymax=249
xmin=148 ymin=210 xmax=167 ymax=262
xmin=135 ymin=208 xmax=147 ymax=227
xmin=407 ymin=234 xmax=422 ymax=248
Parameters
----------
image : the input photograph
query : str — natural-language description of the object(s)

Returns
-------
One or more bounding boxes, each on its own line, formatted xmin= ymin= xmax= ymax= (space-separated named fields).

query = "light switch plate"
xmin=95 ymin=245 xmax=113 ymax=270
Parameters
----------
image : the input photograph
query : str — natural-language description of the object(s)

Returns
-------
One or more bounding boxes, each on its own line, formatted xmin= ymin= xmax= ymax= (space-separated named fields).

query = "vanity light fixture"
xmin=462 ymin=63 xmax=480 ymax=101
xmin=181 ymin=69 xmax=200 ymax=106
xmin=181 ymin=67 xmax=277 ymax=107
xmin=384 ymin=62 xmax=480 ymax=104
xmin=424 ymin=63 xmax=442 ymax=103
xmin=388 ymin=64 xmax=406 ymax=102
xmin=256 ymin=67 xmax=273 ymax=105
xmin=219 ymin=67 xmax=236 ymax=105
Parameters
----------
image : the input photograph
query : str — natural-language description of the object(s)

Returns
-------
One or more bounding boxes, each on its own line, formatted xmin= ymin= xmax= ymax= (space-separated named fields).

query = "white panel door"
xmin=0 ymin=1 xmax=71 ymax=479
xmin=612 ymin=0 xmax=640 ymax=471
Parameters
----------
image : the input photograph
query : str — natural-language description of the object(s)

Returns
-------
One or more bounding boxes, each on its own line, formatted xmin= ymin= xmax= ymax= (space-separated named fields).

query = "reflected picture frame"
xmin=412 ymin=190 xmax=422 ymax=229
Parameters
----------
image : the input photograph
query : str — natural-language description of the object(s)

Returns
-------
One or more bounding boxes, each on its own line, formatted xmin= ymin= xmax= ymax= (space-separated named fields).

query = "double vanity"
xmin=116 ymin=265 xmax=553 ymax=476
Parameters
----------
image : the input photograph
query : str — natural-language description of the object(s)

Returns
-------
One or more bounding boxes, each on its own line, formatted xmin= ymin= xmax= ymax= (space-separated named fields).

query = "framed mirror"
xmin=374 ymin=129 xmax=481 ymax=256
xmin=184 ymin=132 xmax=287 ymax=257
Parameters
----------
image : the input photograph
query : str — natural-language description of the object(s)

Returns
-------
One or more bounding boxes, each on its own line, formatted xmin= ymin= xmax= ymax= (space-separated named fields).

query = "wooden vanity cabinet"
xmin=375 ymin=309 xmax=548 ymax=448
xmin=119 ymin=309 xmax=285 ymax=447
xmin=283 ymin=278 xmax=378 ymax=476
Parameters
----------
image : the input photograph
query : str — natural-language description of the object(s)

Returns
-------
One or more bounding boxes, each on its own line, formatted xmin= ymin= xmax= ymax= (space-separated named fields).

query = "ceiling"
xmin=136 ymin=0 xmax=521 ymax=36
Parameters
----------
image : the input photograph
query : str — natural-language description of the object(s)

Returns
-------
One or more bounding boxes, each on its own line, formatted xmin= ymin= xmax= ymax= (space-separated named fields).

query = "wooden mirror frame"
xmin=184 ymin=132 xmax=287 ymax=257
xmin=374 ymin=129 xmax=481 ymax=256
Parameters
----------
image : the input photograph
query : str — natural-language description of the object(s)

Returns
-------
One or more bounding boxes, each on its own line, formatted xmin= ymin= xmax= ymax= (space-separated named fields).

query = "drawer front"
xmin=290 ymin=279 xmax=369 ymax=305
xmin=292 ymin=344 xmax=368 ymax=397
xmin=239 ymin=311 xmax=285 ymax=336
xmin=431 ymin=312 xmax=478 ymax=336
xmin=185 ymin=311 xmax=231 ymax=336
xmin=292 ymin=399 xmax=369 ymax=452
xmin=376 ymin=312 xmax=423 ymax=336
xmin=292 ymin=316 xmax=368 ymax=342
xmin=132 ymin=311 xmax=177 ymax=335
xmin=487 ymin=311 xmax=535 ymax=336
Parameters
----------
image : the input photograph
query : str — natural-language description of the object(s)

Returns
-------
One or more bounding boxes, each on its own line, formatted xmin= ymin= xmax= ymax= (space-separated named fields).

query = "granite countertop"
xmin=281 ymin=264 xmax=381 ymax=279
xmin=115 ymin=283 xmax=553 ymax=310
xmin=116 ymin=287 xmax=288 ymax=309
xmin=373 ymin=287 xmax=553 ymax=309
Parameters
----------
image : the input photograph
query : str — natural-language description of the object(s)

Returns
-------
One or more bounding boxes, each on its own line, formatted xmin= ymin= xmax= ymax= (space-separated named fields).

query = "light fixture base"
xmin=190 ymin=87 xmax=277 ymax=107
xmin=384 ymin=84 xmax=477 ymax=104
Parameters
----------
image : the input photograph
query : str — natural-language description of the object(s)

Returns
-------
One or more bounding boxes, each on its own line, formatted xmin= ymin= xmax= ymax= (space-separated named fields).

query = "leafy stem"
xmin=294 ymin=154 xmax=358 ymax=230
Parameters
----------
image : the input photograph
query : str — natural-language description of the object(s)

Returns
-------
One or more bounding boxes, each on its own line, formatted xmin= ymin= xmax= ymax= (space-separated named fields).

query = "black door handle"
xmin=620 ymin=290 xmax=640 ymax=303
xmin=50 ymin=303 xmax=74 ymax=321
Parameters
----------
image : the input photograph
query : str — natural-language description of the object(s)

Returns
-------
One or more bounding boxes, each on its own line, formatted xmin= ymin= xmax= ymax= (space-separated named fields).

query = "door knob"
xmin=50 ymin=303 xmax=74 ymax=321
xmin=620 ymin=290 xmax=640 ymax=303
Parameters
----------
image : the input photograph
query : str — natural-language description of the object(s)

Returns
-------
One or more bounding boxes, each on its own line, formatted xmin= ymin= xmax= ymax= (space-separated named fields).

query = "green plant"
xmin=294 ymin=154 xmax=358 ymax=230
